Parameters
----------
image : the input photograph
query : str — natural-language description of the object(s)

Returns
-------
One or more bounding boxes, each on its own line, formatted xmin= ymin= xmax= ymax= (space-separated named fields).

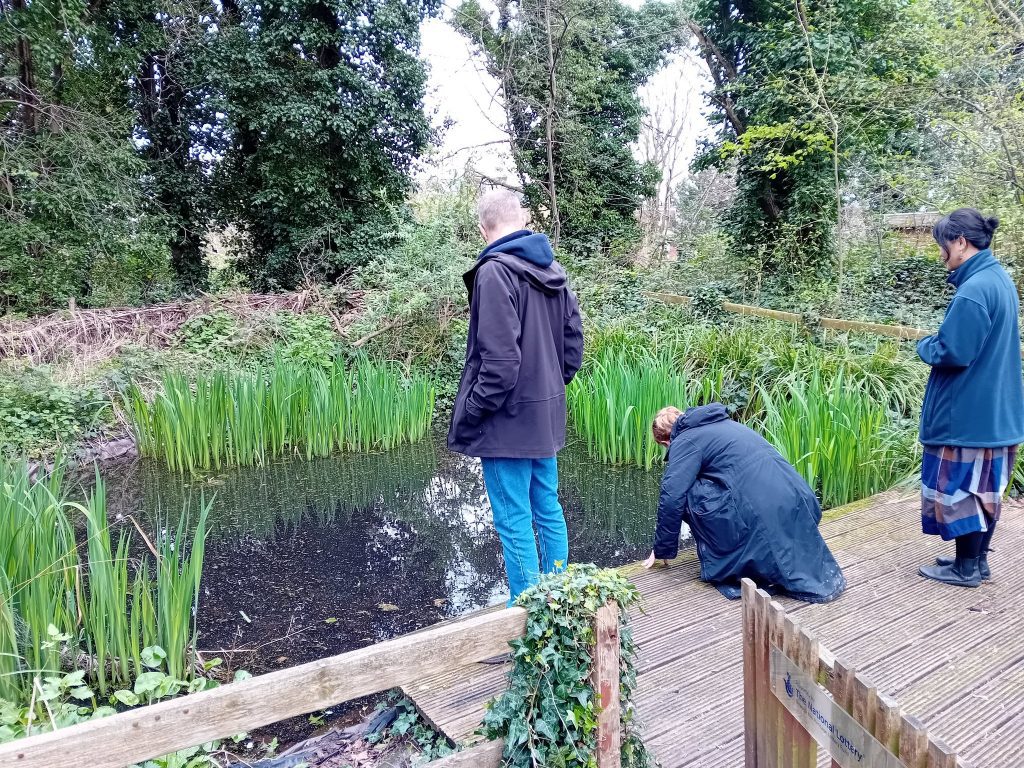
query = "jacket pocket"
xmin=688 ymin=479 xmax=748 ymax=555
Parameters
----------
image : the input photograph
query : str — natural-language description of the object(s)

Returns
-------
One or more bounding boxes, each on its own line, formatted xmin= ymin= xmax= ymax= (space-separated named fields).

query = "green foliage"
xmin=367 ymin=692 xmax=456 ymax=763
xmin=568 ymin=349 xmax=718 ymax=470
xmin=454 ymin=0 xmax=685 ymax=255
xmin=0 ymin=365 xmax=109 ymax=457
xmin=0 ymin=462 xmax=210 ymax=701
xmin=210 ymin=0 xmax=442 ymax=290
xmin=0 ymin=0 xmax=175 ymax=313
xmin=482 ymin=564 xmax=654 ymax=768
xmin=569 ymin=318 xmax=925 ymax=506
xmin=759 ymin=368 xmax=917 ymax=507
xmin=352 ymin=182 xmax=480 ymax=402
xmin=691 ymin=0 xmax=937 ymax=281
xmin=0 ymin=658 xmax=238 ymax=768
xmin=127 ymin=358 xmax=436 ymax=472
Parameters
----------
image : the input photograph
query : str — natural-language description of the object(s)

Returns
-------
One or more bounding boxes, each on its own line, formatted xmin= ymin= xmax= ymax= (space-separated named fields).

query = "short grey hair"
xmin=477 ymin=188 xmax=527 ymax=233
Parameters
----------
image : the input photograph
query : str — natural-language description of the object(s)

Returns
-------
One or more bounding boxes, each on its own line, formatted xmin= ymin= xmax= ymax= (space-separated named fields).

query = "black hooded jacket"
xmin=448 ymin=230 xmax=584 ymax=458
xmin=654 ymin=404 xmax=846 ymax=603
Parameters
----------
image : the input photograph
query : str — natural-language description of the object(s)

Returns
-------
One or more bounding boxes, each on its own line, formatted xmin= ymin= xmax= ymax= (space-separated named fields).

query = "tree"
xmin=209 ymin=0 xmax=441 ymax=291
xmin=689 ymin=0 xmax=936 ymax=290
xmin=0 ymin=0 xmax=173 ymax=312
xmin=91 ymin=0 xmax=220 ymax=289
xmin=454 ymin=0 xmax=687 ymax=257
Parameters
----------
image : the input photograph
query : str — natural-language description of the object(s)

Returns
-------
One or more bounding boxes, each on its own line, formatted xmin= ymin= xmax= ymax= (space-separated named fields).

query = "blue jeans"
xmin=481 ymin=457 xmax=569 ymax=604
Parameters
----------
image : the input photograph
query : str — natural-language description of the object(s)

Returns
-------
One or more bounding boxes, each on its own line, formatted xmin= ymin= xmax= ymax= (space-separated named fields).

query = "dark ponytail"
xmin=932 ymin=208 xmax=1000 ymax=250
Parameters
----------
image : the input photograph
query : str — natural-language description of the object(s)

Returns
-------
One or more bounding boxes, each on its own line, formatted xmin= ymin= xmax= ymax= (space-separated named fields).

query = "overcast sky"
xmin=417 ymin=5 xmax=712 ymax=188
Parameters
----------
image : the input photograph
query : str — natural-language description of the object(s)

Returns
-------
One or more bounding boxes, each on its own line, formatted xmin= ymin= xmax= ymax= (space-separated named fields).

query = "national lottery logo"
xmin=784 ymin=672 xmax=794 ymax=699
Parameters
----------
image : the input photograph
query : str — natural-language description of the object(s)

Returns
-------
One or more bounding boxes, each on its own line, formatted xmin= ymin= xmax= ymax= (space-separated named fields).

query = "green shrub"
xmin=0 ymin=365 xmax=109 ymax=457
xmin=482 ymin=565 xmax=654 ymax=768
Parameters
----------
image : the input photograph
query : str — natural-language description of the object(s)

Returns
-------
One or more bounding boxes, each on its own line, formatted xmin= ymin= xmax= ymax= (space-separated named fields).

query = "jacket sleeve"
xmin=917 ymin=296 xmax=992 ymax=369
xmin=563 ymin=289 xmax=584 ymax=385
xmin=466 ymin=262 xmax=522 ymax=424
xmin=653 ymin=438 xmax=702 ymax=559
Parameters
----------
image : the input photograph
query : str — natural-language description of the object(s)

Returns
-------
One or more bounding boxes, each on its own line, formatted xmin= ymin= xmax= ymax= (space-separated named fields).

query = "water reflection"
xmin=91 ymin=435 xmax=662 ymax=674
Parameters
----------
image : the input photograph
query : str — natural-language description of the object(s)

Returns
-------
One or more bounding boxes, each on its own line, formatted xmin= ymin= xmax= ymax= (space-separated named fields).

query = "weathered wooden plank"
xmin=927 ymin=739 xmax=958 ymax=768
xmin=873 ymin=692 xmax=901 ymax=755
xmin=593 ymin=603 xmax=622 ymax=768
xmin=0 ymin=607 xmax=528 ymax=768
xmin=899 ymin=714 xmax=930 ymax=768
xmin=774 ymin=602 xmax=790 ymax=768
xmin=827 ymin=659 xmax=854 ymax=768
xmin=423 ymin=739 xmax=505 ymax=768
xmin=742 ymin=578 xmax=758 ymax=768
xmin=645 ymin=292 xmax=932 ymax=340
xmin=753 ymin=593 xmax=770 ymax=765
xmin=851 ymin=673 xmax=878 ymax=736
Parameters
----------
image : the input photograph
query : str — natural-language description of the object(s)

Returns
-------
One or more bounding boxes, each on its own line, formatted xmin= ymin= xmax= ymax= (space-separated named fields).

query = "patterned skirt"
xmin=921 ymin=445 xmax=1017 ymax=540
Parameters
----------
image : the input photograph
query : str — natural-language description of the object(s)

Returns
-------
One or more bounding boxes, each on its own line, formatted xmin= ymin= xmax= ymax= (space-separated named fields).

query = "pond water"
xmin=87 ymin=434 xmax=664 ymax=678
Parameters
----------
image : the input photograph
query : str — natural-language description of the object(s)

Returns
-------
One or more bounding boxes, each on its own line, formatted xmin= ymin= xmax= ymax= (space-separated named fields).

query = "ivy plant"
xmin=481 ymin=564 xmax=656 ymax=768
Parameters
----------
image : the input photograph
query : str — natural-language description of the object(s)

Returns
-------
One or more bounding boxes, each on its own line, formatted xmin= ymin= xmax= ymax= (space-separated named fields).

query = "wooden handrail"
xmin=646 ymin=292 xmax=932 ymax=341
xmin=0 ymin=607 xmax=528 ymax=768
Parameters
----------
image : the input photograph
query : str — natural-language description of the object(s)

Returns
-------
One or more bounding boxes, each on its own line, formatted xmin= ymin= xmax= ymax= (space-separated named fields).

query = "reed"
xmin=155 ymin=500 xmax=210 ymax=680
xmin=0 ymin=462 xmax=210 ymax=699
xmin=568 ymin=350 xmax=715 ymax=470
xmin=127 ymin=358 xmax=435 ymax=472
xmin=759 ymin=370 xmax=914 ymax=508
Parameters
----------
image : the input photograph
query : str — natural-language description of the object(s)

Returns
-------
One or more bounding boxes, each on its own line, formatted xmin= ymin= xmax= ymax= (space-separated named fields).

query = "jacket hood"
xmin=468 ymin=230 xmax=566 ymax=296
xmin=948 ymin=248 xmax=996 ymax=288
xmin=671 ymin=403 xmax=730 ymax=439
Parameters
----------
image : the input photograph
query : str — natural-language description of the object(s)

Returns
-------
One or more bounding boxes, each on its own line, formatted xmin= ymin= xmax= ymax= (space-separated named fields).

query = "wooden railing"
xmin=0 ymin=603 xmax=624 ymax=768
xmin=646 ymin=292 xmax=932 ymax=341
xmin=742 ymin=579 xmax=961 ymax=768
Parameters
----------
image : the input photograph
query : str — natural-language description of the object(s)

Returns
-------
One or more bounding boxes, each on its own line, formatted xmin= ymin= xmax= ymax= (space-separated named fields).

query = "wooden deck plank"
xmin=405 ymin=494 xmax=1024 ymax=767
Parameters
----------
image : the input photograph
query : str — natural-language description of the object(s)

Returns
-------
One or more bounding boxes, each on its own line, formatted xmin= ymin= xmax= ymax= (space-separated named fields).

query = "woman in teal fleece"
xmin=917 ymin=208 xmax=1024 ymax=588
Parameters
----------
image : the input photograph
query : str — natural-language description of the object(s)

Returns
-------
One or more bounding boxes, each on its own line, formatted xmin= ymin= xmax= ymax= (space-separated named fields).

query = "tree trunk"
xmin=544 ymin=0 xmax=561 ymax=247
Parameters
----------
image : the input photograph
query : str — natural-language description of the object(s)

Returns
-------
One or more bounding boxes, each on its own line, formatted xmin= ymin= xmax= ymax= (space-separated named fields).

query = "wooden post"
xmin=926 ymin=739 xmax=958 ymax=768
xmin=753 ymin=589 xmax=772 ymax=768
xmin=851 ymin=673 xmax=878 ymax=736
xmin=899 ymin=714 xmax=930 ymax=768
xmin=873 ymin=692 xmax=901 ymax=755
xmin=592 ymin=602 xmax=621 ymax=768
xmin=828 ymin=659 xmax=854 ymax=768
xmin=769 ymin=602 xmax=788 ymax=768
xmin=742 ymin=579 xmax=758 ymax=767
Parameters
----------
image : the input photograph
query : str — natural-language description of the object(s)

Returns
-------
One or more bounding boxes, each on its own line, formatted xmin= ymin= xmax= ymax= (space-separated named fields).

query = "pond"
xmin=87 ymin=434 xmax=667 ymax=679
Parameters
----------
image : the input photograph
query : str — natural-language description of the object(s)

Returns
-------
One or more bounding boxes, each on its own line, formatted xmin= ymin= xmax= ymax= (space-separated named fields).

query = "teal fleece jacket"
xmin=917 ymin=249 xmax=1024 ymax=447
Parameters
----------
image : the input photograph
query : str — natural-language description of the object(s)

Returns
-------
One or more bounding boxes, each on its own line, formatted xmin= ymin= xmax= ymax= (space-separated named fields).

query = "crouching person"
xmin=643 ymin=404 xmax=846 ymax=603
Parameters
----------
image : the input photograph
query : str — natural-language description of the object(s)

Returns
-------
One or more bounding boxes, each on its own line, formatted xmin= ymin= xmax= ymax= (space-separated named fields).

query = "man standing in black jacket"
xmin=448 ymin=189 xmax=584 ymax=604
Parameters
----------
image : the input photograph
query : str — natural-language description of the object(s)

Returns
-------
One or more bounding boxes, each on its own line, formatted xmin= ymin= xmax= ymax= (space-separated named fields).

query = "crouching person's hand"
xmin=643 ymin=551 xmax=669 ymax=569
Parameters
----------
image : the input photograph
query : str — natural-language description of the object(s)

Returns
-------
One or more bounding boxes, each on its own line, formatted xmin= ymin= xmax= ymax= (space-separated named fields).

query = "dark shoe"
xmin=936 ymin=554 xmax=990 ymax=580
xmin=920 ymin=557 xmax=983 ymax=587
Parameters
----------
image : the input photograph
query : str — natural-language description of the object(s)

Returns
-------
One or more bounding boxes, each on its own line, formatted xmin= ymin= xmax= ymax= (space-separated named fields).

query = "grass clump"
xmin=0 ymin=462 xmax=210 ymax=700
xmin=127 ymin=357 xmax=435 ymax=472
xmin=759 ymin=370 xmax=917 ymax=508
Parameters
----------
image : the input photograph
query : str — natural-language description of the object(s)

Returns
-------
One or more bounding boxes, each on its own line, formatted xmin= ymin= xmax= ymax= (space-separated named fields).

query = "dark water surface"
xmin=89 ymin=435 xmax=660 ymax=677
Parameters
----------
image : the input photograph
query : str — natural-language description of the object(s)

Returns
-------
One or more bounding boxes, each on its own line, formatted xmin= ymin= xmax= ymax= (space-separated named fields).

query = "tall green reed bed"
xmin=569 ymin=322 xmax=925 ymax=507
xmin=127 ymin=357 xmax=435 ymax=472
xmin=759 ymin=372 xmax=917 ymax=509
xmin=0 ymin=462 xmax=209 ymax=703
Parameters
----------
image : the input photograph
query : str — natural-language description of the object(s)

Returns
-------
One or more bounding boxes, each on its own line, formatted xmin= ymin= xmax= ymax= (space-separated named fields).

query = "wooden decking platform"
xmin=404 ymin=494 xmax=1024 ymax=767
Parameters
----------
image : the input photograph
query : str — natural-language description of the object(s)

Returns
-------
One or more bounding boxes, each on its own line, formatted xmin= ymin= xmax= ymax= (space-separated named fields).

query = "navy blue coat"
xmin=448 ymin=230 xmax=584 ymax=458
xmin=653 ymin=404 xmax=846 ymax=603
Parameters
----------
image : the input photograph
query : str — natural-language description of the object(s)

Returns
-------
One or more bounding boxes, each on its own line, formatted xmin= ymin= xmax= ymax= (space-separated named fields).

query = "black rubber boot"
xmin=935 ymin=551 xmax=991 ymax=579
xmin=919 ymin=556 xmax=983 ymax=587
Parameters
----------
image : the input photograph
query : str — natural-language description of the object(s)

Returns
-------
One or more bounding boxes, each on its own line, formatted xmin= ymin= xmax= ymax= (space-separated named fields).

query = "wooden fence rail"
xmin=646 ymin=292 xmax=933 ymax=341
xmin=0 ymin=603 xmax=625 ymax=768
xmin=742 ymin=579 xmax=962 ymax=768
